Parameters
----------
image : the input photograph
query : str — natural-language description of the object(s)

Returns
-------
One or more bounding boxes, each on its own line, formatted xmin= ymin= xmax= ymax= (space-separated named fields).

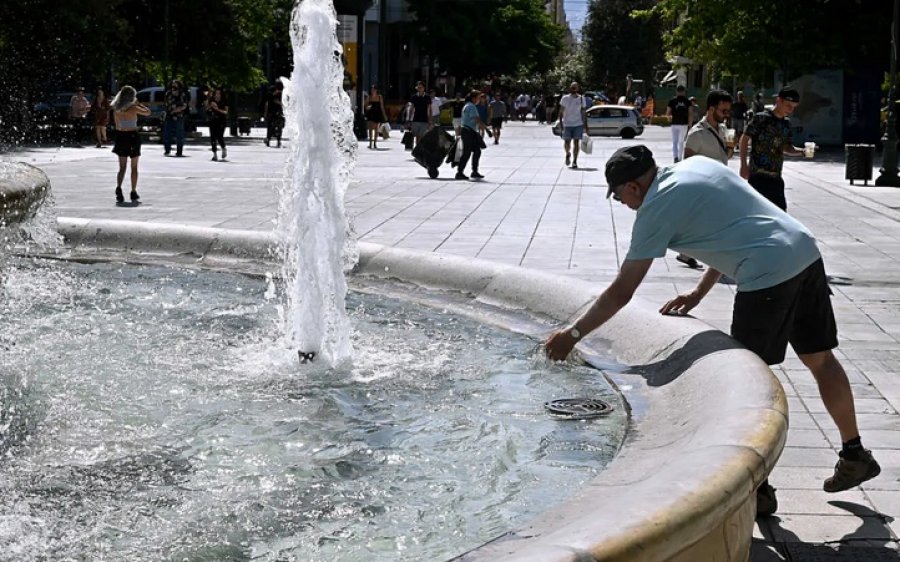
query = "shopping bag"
xmin=379 ymin=122 xmax=391 ymax=139
xmin=551 ymin=119 xmax=562 ymax=136
xmin=580 ymin=136 xmax=593 ymax=154
xmin=401 ymin=130 xmax=414 ymax=150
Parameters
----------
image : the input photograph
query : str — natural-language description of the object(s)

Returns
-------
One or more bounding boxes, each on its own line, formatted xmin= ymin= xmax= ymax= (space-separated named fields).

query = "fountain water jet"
xmin=275 ymin=0 xmax=359 ymax=368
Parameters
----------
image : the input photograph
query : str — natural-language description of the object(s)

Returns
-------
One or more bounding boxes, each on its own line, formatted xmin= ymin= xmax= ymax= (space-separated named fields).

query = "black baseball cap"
xmin=605 ymin=145 xmax=656 ymax=198
xmin=777 ymin=87 xmax=800 ymax=103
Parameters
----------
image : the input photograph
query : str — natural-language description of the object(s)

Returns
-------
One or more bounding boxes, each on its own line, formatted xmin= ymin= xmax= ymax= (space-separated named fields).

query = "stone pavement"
xmin=5 ymin=123 xmax=900 ymax=560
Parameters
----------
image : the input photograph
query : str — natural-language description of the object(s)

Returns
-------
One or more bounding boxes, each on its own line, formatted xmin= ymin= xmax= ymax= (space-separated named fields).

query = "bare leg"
xmin=563 ymin=139 xmax=571 ymax=162
xmin=95 ymin=126 xmax=103 ymax=146
xmin=572 ymin=137 xmax=581 ymax=164
xmin=799 ymin=349 xmax=860 ymax=442
xmin=116 ymin=157 xmax=127 ymax=188
xmin=130 ymin=156 xmax=140 ymax=193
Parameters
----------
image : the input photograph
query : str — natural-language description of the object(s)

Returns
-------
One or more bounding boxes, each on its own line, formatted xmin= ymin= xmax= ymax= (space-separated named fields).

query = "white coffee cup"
xmin=725 ymin=129 xmax=736 ymax=143
xmin=804 ymin=142 xmax=816 ymax=158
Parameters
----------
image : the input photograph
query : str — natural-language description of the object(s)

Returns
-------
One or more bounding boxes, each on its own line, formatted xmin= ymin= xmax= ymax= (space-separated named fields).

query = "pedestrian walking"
xmin=684 ymin=89 xmax=733 ymax=164
xmin=430 ymin=88 xmax=446 ymax=126
xmin=739 ymin=86 xmax=806 ymax=211
xmin=489 ymin=92 xmax=507 ymax=144
xmin=476 ymin=93 xmax=489 ymax=139
xmin=69 ymin=87 xmax=91 ymax=142
xmin=558 ymin=82 xmax=589 ymax=169
xmin=731 ymin=91 xmax=749 ymax=142
xmin=409 ymin=81 xmax=432 ymax=148
xmin=264 ymin=81 xmax=285 ymax=148
xmin=545 ymin=145 xmax=880 ymax=517
xmin=666 ymin=85 xmax=691 ymax=162
xmin=110 ymin=85 xmax=151 ymax=204
xmin=451 ymin=91 xmax=465 ymax=135
xmin=455 ymin=90 xmax=486 ymax=181
xmin=365 ymin=85 xmax=387 ymax=149
xmin=91 ymin=86 xmax=111 ymax=148
xmin=207 ymin=86 xmax=229 ymax=161
xmin=163 ymin=80 xmax=189 ymax=157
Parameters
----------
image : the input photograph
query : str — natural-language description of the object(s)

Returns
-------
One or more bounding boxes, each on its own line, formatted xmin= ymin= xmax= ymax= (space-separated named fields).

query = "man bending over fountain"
xmin=545 ymin=146 xmax=880 ymax=517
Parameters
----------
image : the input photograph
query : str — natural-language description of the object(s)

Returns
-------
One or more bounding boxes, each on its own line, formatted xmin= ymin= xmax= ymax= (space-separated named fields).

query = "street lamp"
xmin=877 ymin=0 xmax=900 ymax=186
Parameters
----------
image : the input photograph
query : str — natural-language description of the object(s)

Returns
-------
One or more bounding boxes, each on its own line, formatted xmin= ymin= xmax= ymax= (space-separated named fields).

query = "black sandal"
xmin=115 ymin=187 xmax=124 ymax=203
xmin=130 ymin=191 xmax=140 ymax=202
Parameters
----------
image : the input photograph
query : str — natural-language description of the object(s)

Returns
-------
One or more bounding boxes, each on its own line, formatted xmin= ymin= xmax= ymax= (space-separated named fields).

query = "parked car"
xmin=552 ymin=104 xmax=644 ymax=139
xmin=32 ymin=92 xmax=93 ymax=124
xmin=136 ymin=86 xmax=199 ymax=126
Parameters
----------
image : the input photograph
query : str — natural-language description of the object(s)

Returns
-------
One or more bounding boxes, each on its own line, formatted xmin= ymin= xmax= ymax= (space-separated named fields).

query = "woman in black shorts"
xmin=110 ymin=86 xmax=151 ymax=203
xmin=365 ymin=85 xmax=387 ymax=149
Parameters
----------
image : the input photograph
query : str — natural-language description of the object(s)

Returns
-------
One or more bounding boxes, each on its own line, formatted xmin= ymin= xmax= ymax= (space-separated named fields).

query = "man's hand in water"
xmin=544 ymin=329 xmax=577 ymax=361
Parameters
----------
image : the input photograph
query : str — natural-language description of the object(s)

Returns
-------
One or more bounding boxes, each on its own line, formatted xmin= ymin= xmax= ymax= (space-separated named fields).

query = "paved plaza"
xmin=5 ymin=122 xmax=900 ymax=560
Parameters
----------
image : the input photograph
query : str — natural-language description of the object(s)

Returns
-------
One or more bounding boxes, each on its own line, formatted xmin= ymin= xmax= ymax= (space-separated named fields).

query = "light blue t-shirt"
xmin=625 ymin=156 xmax=820 ymax=292
xmin=462 ymin=102 xmax=479 ymax=131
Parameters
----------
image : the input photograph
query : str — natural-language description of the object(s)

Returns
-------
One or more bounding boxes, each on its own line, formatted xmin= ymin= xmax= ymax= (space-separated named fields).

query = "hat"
xmin=777 ymin=87 xmax=800 ymax=103
xmin=605 ymin=145 xmax=656 ymax=198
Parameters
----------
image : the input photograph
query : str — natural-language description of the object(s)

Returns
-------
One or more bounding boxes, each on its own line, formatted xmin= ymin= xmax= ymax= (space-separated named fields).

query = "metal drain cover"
xmin=544 ymin=398 xmax=613 ymax=420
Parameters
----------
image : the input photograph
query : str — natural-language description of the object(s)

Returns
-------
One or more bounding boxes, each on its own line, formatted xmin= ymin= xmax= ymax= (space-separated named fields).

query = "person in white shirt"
xmin=430 ymin=88 xmax=446 ymax=123
xmin=557 ymin=82 xmax=590 ymax=169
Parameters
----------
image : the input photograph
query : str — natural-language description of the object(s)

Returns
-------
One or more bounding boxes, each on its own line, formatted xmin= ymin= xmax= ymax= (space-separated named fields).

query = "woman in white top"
xmin=110 ymin=85 xmax=151 ymax=204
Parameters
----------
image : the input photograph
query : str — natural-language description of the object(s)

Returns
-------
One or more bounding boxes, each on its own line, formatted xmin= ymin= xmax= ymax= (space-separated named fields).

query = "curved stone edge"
xmin=53 ymin=217 xmax=787 ymax=562
xmin=0 ymin=162 xmax=50 ymax=227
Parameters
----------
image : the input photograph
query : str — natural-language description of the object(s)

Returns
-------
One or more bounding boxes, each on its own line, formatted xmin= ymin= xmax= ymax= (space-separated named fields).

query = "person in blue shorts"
xmin=545 ymin=145 xmax=880 ymax=517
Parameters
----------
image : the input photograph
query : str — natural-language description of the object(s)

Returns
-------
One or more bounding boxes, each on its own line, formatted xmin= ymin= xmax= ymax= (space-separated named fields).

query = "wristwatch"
xmin=569 ymin=326 xmax=581 ymax=340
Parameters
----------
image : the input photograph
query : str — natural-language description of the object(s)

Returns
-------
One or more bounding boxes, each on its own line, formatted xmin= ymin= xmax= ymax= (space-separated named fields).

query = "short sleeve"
xmin=744 ymin=114 xmax=760 ymax=137
xmin=684 ymin=128 xmax=702 ymax=153
xmin=625 ymin=207 xmax=675 ymax=261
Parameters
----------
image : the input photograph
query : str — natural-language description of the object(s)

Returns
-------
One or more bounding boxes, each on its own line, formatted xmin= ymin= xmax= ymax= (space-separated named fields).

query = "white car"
xmin=585 ymin=105 xmax=644 ymax=138
xmin=553 ymin=104 xmax=645 ymax=139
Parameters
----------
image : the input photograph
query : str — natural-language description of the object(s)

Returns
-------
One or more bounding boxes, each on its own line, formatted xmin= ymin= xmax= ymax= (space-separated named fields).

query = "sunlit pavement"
xmin=5 ymin=122 xmax=900 ymax=559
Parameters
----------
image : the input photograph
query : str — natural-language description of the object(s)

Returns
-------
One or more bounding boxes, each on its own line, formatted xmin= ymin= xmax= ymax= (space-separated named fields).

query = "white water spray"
xmin=276 ymin=0 xmax=358 ymax=367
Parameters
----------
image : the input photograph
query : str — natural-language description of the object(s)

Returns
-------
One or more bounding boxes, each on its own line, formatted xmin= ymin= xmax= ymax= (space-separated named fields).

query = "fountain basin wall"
xmin=53 ymin=217 xmax=787 ymax=562
xmin=0 ymin=163 xmax=50 ymax=227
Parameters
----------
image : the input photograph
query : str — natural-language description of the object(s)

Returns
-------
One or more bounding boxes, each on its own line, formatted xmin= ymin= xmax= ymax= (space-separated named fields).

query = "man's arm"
xmin=659 ymin=267 xmax=722 ymax=315
xmin=545 ymin=259 xmax=652 ymax=361
xmin=739 ymin=134 xmax=751 ymax=179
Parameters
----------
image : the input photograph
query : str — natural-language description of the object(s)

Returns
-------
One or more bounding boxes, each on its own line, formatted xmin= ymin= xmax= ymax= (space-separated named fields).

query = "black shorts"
xmin=748 ymin=173 xmax=786 ymax=211
xmin=112 ymin=131 xmax=141 ymax=158
xmin=491 ymin=117 xmax=504 ymax=129
xmin=731 ymin=258 xmax=838 ymax=365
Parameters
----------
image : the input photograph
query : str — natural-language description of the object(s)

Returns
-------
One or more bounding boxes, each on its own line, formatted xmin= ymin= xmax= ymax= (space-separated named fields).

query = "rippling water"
xmin=0 ymin=259 xmax=626 ymax=561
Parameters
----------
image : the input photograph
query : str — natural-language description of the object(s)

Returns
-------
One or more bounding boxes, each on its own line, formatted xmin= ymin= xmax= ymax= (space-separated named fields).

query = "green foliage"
xmin=582 ymin=0 xmax=665 ymax=94
xmin=406 ymin=0 xmax=565 ymax=78
xmin=0 ymin=0 xmax=292 ymax=142
xmin=543 ymin=49 xmax=590 ymax=92
xmin=646 ymin=0 xmax=892 ymax=85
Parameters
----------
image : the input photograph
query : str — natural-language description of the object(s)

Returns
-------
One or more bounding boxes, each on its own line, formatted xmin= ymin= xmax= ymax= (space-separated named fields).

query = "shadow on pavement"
xmin=753 ymin=501 xmax=900 ymax=561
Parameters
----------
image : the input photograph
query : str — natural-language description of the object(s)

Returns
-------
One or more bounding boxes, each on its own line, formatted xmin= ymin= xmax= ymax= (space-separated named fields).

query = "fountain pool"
xmin=0 ymin=256 xmax=626 ymax=561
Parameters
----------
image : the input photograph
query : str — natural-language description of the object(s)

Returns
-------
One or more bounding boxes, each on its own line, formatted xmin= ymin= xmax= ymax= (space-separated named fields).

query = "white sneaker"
xmin=221 ymin=148 xmax=227 ymax=160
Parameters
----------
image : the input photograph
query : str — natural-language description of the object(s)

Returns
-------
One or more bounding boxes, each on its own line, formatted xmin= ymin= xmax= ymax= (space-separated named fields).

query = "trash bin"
xmin=237 ymin=116 xmax=252 ymax=136
xmin=845 ymin=144 xmax=875 ymax=185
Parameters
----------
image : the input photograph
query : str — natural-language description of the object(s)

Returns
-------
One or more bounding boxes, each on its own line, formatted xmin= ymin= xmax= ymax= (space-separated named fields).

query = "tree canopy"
xmin=645 ymin=0 xmax=892 ymax=85
xmin=581 ymin=0 xmax=665 ymax=94
xmin=406 ymin=0 xmax=565 ymax=79
xmin=0 ymin=0 xmax=293 ymax=142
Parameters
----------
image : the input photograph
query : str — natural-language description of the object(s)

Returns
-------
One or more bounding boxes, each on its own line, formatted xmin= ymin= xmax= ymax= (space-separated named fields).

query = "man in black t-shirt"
xmin=666 ymin=85 xmax=691 ymax=162
xmin=731 ymin=91 xmax=749 ymax=141
xmin=409 ymin=81 xmax=432 ymax=148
